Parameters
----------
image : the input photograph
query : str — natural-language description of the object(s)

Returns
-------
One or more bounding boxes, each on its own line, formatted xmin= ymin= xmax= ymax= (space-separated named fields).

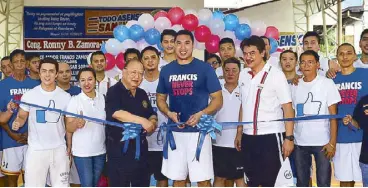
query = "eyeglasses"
xmin=126 ymin=70 xmax=144 ymax=78
xmin=208 ymin=61 xmax=219 ymax=66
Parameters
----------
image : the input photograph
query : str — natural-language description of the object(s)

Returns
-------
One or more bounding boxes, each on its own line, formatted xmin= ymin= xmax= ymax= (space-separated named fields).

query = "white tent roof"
xmin=204 ymin=0 xmax=275 ymax=9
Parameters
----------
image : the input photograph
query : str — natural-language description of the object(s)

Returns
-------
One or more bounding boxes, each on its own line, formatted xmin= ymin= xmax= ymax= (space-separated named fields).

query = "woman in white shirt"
xmin=66 ymin=67 xmax=106 ymax=187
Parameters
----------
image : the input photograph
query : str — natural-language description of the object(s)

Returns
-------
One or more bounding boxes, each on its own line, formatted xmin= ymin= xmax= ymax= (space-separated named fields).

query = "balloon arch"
xmin=89 ymin=7 xmax=280 ymax=75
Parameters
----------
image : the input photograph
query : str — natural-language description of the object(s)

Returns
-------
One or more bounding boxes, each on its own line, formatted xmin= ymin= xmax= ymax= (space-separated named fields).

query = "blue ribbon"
xmin=13 ymin=100 xmax=143 ymax=160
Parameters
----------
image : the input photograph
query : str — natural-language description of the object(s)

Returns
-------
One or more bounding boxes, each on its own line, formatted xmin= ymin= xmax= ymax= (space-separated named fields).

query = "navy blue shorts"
xmin=147 ymin=151 xmax=168 ymax=181
xmin=213 ymin=145 xmax=244 ymax=180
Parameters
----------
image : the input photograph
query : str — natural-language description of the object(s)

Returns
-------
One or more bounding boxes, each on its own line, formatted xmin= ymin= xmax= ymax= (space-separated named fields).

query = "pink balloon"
xmin=168 ymin=7 xmax=185 ymax=25
xmin=205 ymin=35 xmax=220 ymax=53
xmin=264 ymin=26 xmax=280 ymax=40
xmin=181 ymin=14 xmax=199 ymax=31
xmin=105 ymin=53 xmax=116 ymax=71
xmin=115 ymin=53 xmax=125 ymax=70
xmin=194 ymin=25 xmax=211 ymax=43
xmin=154 ymin=11 xmax=168 ymax=20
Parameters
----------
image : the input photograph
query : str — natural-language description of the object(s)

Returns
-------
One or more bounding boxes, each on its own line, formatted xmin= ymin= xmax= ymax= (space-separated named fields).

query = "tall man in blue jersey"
xmin=333 ymin=43 xmax=368 ymax=187
xmin=0 ymin=49 xmax=39 ymax=187
xmin=157 ymin=30 xmax=223 ymax=187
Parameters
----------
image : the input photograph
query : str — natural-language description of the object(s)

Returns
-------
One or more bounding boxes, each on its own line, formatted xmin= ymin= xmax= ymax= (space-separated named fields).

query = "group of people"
xmin=0 ymin=27 xmax=368 ymax=187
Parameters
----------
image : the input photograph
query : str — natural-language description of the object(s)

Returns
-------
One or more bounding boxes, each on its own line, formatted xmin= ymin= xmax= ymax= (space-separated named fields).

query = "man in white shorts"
xmin=0 ymin=49 xmax=39 ymax=187
xmin=332 ymin=43 xmax=368 ymax=187
xmin=12 ymin=57 xmax=71 ymax=186
xmin=157 ymin=30 xmax=223 ymax=187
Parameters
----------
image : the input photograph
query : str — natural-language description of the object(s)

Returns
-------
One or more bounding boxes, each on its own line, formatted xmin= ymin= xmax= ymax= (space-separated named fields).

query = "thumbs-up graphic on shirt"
xmin=36 ymin=100 xmax=61 ymax=123
xmin=296 ymin=92 xmax=322 ymax=117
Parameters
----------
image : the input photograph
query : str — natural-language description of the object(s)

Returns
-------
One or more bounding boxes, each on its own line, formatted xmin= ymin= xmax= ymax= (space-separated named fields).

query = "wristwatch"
xmin=285 ymin=135 xmax=295 ymax=141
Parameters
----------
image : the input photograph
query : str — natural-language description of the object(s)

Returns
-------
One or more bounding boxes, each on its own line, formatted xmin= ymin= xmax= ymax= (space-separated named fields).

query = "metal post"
xmin=306 ymin=1 xmax=310 ymax=31
xmin=321 ymin=0 xmax=329 ymax=56
xmin=337 ymin=0 xmax=342 ymax=45
xmin=4 ymin=0 xmax=9 ymax=56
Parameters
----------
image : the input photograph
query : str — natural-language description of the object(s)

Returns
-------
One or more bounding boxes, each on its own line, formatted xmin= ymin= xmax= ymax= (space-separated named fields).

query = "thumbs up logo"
xmin=296 ymin=92 xmax=322 ymax=117
xmin=36 ymin=100 xmax=61 ymax=123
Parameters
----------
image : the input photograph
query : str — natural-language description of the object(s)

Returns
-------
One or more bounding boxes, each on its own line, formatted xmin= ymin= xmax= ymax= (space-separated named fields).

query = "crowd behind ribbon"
xmin=0 ymin=28 xmax=368 ymax=187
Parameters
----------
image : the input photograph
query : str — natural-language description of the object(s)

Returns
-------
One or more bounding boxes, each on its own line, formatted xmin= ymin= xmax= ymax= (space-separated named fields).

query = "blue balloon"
xmin=129 ymin=24 xmax=145 ymax=42
xmin=224 ymin=14 xmax=239 ymax=31
xmin=145 ymin=28 xmax=161 ymax=45
xmin=235 ymin=24 xmax=251 ymax=40
xmin=270 ymin=38 xmax=279 ymax=54
xmin=100 ymin=42 xmax=107 ymax=53
xmin=212 ymin=11 xmax=225 ymax=20
xmin=157 ymin=42 xmax=164 ymax=52
xmin=113 ymin=25 xmax=130 ymax=42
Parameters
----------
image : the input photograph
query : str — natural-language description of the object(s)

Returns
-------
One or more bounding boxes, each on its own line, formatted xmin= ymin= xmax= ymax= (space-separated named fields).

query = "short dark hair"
xmin=223 ymin=57 xmax=241 ymax=69
xmin=90 ymin=51 xmax=105 ymax=63
xmin=175 ymin=30 xmax=194 ymax=43
xmin=280 ymin=50 xmax=298 ymax=61
xmin=260 ymin=36 xmax=270 ymax=44
xmin=141 ymin=46 xmax=160 ymax=58
xmin=124 ymin=48 xmax=141 ymax=62
xmin=337 ymin=43 xmax=356 ymax=55
xmin=1 ymin=56 xmax=10 ymax=62
xmin=9 ymin=49 xmax=25 ymax=63
xmin=240 ymin=35 xmax=267 ymax=61
xmin=39 ymin=57 xmax=59 ymax=72
xmin=77 ymin=67 xmax=96 ymax=81
xmin=161 ymin=29 xmax=177 ymax=43
xmin=25 ymin=52 xmax=40 ymax=61
xmin=299 ymin=50 xmax=319 ymax=62
xmin=219 ymin=38 xmax=235 ymax=48
xmin=303 ymin=31 xmax=320 ymax=44
xmin=207 ymin=54 xmax=221 ymax=65
xmin=360 ymin=29 xmax=368 ymax=41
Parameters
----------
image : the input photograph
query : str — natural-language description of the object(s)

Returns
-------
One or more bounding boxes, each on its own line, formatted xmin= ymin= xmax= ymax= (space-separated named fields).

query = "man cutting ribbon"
xmin=156 ymin=30 xmax=223 ymax=187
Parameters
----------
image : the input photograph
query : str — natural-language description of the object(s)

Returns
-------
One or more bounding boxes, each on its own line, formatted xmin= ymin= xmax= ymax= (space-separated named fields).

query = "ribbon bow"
xmin=195 ymin=114 xmax=222 ymax=161
xmin=121 ymin=123 xmax=142 ymax=160
xmin=159 ymin=122 xmax=177 ymax=160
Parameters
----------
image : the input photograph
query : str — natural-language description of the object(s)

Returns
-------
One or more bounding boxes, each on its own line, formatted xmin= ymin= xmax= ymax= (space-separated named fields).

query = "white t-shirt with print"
xmin=66 ymin=92 xmax=106 ymax=157
xmin=140 ymin=78 xmax=168 ymax=151
xmin=96 ymin=76 xmax=117 ymax=97
xmin=159 ymin=58 xmax=169 ymax=71
xmin=291 ymin=75 xmax=341 ymax=146
xmin=20 ymin=86 xmax=71 ymax=150
xmin=353 ymin=59 xmax=368 ymax=68
xmin=214 ymin=85 xmax=241 ymax=148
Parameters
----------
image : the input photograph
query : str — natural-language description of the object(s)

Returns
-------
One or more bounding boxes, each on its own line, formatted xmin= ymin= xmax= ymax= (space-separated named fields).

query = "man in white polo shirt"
xmin=90 ymin=51 xmax=117 ymax=97
xmin=235 ymin=36 xmax=295 ymax=187
xmin=12 ymin=58 xmax=71 ymax=186
xmin=291 ymin=50 xmax=340 ymax=186
xmin=213 ymin=57 xmax=246 ymax=187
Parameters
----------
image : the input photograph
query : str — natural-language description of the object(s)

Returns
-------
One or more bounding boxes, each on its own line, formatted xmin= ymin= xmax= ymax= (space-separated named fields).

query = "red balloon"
xmin=105 ymin=53 xmax=116 ymax=71
xmin=181 ymin=14 xmax=199 ymax=31
xmin=168 ymin=7 xmax=185 ymax=25
xmin=264 ymin=26 xmax=280 ymax=40
xmin=154 ymin=11 xmax=168 ymax=20
xmin=194 ymin=25 xmax=211 ymax=43
xmin=205 ymin=35 xmax=220 ymax=53
xmin=115 ymin=53 xmax=125 ymax=70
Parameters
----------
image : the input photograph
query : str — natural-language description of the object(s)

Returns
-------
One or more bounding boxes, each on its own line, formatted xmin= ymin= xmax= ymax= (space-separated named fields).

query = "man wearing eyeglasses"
xmin=105 ymin=59 xmax=157 ymax=187
xmin=206 ymin=54 xmax=221 ymax=70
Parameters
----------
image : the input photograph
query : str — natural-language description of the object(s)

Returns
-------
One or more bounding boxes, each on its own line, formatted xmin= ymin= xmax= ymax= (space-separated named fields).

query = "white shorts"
xmin=0 ymin=151 xmax=4 ymax=177
xmin=25 ymin=145 xmax=70 ymax=187
xmin=0 ymin=145 xmax=27 ymax=175
xmin=333 ymin=142 xmax=362 ymax=182
xmin=161 ymin=132 xmax=214 ymax=182
xmin=46 ymin=158 xmax=80 ymax=186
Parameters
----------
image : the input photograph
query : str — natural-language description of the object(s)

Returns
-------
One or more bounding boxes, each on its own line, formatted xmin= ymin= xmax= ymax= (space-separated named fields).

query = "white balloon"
xmin=155 ymin=17 xmax=172 ymax=33
xmin=106 ymin=38 xmax=123 ymax=56
xmin=171 ymin=24 xmax=184 ymax=32
xmin=137 ymin=39 xmax=149 ymax=51
xmin=121 ymin=39 xmax=138 ymax=52
xmin=209 ymin=18 xmax=225 ymax=36
xmin=138 ymin=13 xmax=154 ymax=31
xmin=223 ymin=30 xmax=236 ymax=41
xmin=105 ymin=66 xmax=122 ymax=79
xmin=251 ymin=20 xmax=267 ymax=36
xmin=126 ymin=20 xmax=138 ymax=28
xmin=198 ymin=9 xmax=212 ymax=25
xmin=194 ymin=40 xmax=205 ymax=50
xmin=184 ymin=9 xmax=198 ymax=17
xmin=239 ymin=17 xmax=251 ymax=25
xmin=87 ymin=52 xmax=93 ymax=65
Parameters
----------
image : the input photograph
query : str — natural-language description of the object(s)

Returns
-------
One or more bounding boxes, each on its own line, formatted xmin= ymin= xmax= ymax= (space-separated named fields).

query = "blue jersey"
xmin=334 ymin=68 xmax=368 ymax=143
xmin=65 ymin=85 xmax=81 ymax=96
xmin=157 ymin=58 xmax=221 ymax=129
xmin=0 ymin=77 xmax=39 ymax=149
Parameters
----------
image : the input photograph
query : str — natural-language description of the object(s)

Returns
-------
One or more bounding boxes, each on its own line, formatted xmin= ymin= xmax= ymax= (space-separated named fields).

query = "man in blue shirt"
xmin=0 ymin=49 xmax=39 ymax=187
xmin=157 ymin=30 xmax=223 ymax=187
xmin=333 ymin=43 xmax=368 ymax=187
